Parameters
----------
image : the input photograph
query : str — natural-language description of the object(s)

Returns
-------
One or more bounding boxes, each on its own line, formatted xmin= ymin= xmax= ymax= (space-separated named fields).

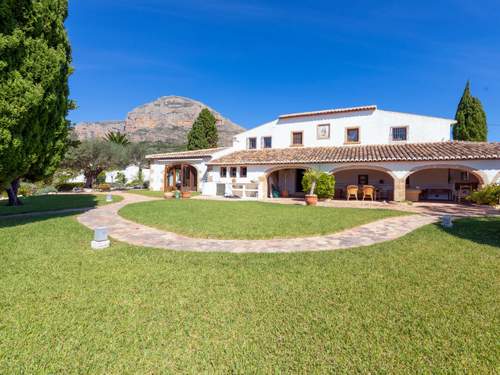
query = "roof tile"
xmin=208 ymin=142 xmax=500 ymax=165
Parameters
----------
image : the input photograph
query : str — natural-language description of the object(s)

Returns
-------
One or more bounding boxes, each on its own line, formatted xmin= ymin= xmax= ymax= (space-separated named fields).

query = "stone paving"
xmin=77 ymin=193 xmax=442 ymax=253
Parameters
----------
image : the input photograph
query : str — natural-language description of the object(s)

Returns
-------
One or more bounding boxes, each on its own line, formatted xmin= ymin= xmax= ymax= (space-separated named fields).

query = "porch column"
xmin=258 ymin=175 xmax=267 ymax=199
xmin=393 ymin=178 xmax=406 ymax=202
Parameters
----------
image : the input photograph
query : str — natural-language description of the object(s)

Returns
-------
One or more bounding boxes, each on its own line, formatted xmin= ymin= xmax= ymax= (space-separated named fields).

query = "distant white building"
xmin=70 ymin=165 xmax=150 ymax=185
xmin=147 ymin=105 xmax=500 ymax=202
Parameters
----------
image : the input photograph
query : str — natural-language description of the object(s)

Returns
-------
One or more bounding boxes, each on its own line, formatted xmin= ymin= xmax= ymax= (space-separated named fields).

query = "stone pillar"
xmin=259 ymin=175 xmax=267 ymax=199
xmin=393 ymin=178 xmax=406 ymax=202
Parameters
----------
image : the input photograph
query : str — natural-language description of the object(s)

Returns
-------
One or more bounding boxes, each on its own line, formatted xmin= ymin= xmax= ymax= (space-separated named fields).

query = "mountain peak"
xmin=73 ymin=96 xmax=244 ymax=146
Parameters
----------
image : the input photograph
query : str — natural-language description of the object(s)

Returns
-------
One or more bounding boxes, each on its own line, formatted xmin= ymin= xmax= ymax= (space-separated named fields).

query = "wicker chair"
xmin=362 ymin=185 xmax=375 ymax=201
xmin=346 ymin=185 xmax=358 ymax=200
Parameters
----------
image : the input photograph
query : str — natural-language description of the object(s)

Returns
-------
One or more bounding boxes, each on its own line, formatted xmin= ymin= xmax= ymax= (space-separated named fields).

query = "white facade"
xmin=147 ymin=105 xmax=499 ymax=201
xmin=232 ymin=108 xmax=453 ymax=151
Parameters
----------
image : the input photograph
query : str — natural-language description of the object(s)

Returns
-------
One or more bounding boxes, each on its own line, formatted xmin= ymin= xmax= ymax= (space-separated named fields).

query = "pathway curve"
xmin=77 ymin=193 xmax=438 ymax=253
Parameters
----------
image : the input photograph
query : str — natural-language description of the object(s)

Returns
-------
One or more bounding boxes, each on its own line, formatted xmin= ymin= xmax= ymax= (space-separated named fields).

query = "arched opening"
xmin=164 ymin=164 xmax=198 ymax=192
xmin=266 ymin=167 xmax=308 ymax=198
xmin=331 ymin=166 xmax=396 ymax=200
xmin=404 ymin=166 xmax=485 ymax=202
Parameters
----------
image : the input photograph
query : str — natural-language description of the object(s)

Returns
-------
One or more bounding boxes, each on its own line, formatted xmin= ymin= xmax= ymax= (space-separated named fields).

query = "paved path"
xmin=77 ymin=193 xmax=438 ymax=253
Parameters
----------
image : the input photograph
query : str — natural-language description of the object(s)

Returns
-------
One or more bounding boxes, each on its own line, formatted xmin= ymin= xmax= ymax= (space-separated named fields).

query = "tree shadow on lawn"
xmin=0 ymin=194 xmax=102 ymax=218
xmin=0 ymin=210 xmax=82 ymax=229
xmin=437 ymin=216 xmax=500 ymax=248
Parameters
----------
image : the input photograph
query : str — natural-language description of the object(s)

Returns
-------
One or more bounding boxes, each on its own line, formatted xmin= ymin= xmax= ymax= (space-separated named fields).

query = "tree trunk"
xmin=84 ymin=171 xmax=95 ymax=188
xmin=309 ymin=180 xmax=317 ymax=196
xmin=6 ymin=178 xmax=23 ymax=206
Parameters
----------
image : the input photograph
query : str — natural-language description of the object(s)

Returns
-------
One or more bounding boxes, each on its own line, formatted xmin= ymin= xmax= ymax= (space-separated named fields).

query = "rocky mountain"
xmin=73 ymin=96 xmax=245 ymax=146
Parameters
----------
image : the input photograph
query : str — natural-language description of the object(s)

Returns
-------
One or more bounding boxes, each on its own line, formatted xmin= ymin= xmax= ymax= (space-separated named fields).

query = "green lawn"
xmin=126 ymin=189 xmax=200 ymax=198
xmin=0 ymin=194 xmax=123 ymax=216
xmin=125 ymin=189 xmax=165 ymax=198
xmin=0 ymin=215 xmax=498 ymax=373
xmin=119 ymin=199 xmax=407 ymax=239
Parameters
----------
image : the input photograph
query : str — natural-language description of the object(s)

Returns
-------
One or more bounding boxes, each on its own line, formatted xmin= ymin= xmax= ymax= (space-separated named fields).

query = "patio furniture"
xmin=346 ymin=185 xmax=358 ymax=200
xmin=456 ymin=184 xmax=472 ymax=203
xmin=362 ymin=185 xmax=375 ymax=201
xmin=405 ymin=188 xmax=422 ymax=202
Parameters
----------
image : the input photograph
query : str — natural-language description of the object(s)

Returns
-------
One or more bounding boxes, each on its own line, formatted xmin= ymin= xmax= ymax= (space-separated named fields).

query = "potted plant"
xmin=181 ymin=190 xmax=192 ymax=199
xmin=303 ymin=169 xmax=321 ymax=206
xmin=302 ymin=169 xmax=335 ymax=205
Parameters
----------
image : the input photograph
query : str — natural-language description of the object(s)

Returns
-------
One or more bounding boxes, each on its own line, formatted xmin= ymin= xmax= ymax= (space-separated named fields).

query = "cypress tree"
xmin=0 ymin=0 xmax=73 ymax=205
xmin=187 ymin=108 xmax=218 ymax=150
xmin=453 ymin=81 xmax=487 ymax=141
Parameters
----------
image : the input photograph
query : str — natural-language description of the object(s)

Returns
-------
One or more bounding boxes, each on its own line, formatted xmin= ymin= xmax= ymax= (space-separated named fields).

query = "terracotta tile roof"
xmin=146 ymin=147 xmax=227 ymax=160
xmin=279 ymin=105 xmax=377 ymax=120
xmin=208 ymin=142 xmax=500 ymax=165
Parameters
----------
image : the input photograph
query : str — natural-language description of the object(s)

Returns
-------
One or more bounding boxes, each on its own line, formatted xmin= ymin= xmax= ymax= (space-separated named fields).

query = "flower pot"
xmin=281 ymin=189 xmax=289 ymax=198
xmin=181 ymin=191 xmax=191 ymax=199
xmin=305 ymin=194 xmax=318 ymax=206
xmin=164 ymin=191 xmax=174 ymax=199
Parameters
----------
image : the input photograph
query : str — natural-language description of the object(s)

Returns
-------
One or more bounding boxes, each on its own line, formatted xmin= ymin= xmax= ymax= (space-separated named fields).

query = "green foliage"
xmin=302 ymin=170 xmax=335 ymax=198
xmin=95 ymin=171 xmax=106 ymax=185
xmin=0 ymin=1 xmax=73 ymax=189
xmin=61 ymin=140 xmax=128 ymax=188
xmin=467 ymin=184 xmax=500 ymax=206
xmin=187 ymin=108 xmax=218 ymax=150
xmin=18 ymin=182 xmax=37 ymax=197
xmin=454 ymin=81 xmax=488 ymax=141
xmin=33 ymin=186 xmax=58 ymax=195
xmin=105 ymin=131 xmax=130 ymax=146
xmin=54 ymin=182 xmax=84 ymax=192
xmin=115 ymin=171 xmax=127 ymax=185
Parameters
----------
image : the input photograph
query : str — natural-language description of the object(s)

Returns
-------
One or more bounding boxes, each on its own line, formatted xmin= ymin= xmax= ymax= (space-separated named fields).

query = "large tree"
xmin=187 ymin=108 xmax=219 ymax=150
xmin=61 ymin=140 xmax=128 ymax=188
xmin=453 ymin=81 xmax=487 ymax=141
xmin=0 ymin=0 xmax=73 ymax=205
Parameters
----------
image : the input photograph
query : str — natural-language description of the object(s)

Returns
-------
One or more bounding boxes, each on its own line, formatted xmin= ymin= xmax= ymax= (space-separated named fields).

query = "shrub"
xmin=302 ymin=171 xmax=335 ymax=199
xmin=56 ymin=182 xmax=84 ymax=192
xmin=34 ymin=186 xmax=58 ymax=195
xmin=97 ymin=183 xmax=111 ymax=192
xmin=127 ymin=179 xmax=143 ymax=187
xmin=115 ymin=171 xmax=127 ymax=185
xmin=96 ymin=171 xmax=107 ymax=185
xmin=18 ymin=182 xmax=37 ymax=197
xmin=467 ymin=184 xmax=500 ymax=206
xmin=142 ymin=181 xmax=150 ymax=189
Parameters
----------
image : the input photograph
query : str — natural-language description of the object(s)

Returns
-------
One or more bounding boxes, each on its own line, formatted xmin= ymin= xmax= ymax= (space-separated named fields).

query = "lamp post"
xmin=91 ymin=227 xmax=110 ymax=249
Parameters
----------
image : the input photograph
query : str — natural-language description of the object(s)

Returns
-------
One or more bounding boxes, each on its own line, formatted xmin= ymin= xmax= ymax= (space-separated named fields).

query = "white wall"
xmin=69 ymin=165 xmax=150 ymax=185
xmin=232 ymin=109 xmax=453 ymax=150
xmin=203 ymin=159 xmax=500 ymax=199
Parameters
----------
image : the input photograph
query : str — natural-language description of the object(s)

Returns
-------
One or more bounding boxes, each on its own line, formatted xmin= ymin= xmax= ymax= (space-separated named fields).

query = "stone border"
xmin=77 ymin=193 xmax=438 ymax=253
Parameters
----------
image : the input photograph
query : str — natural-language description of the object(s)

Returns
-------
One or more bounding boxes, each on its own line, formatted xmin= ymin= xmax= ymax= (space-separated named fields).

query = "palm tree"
xmin=105 ymin=131 xmax=130 ymax=146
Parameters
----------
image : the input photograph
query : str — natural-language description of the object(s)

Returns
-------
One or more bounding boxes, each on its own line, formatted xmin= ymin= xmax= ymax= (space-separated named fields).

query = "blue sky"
xmin=67 ymin=0 xmax=500 ymax=141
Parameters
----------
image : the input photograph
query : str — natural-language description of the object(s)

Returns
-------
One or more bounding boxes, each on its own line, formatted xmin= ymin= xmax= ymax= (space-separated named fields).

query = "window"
xmin=291 ymin=131 xmax=303 ymax=146
xmin=345 ymin=128 xmax=359 ymax=143
xmin=460 ymin=171 xmax=470 ymax=181
xmin=262 ymin=136 xmax=272 ymax=149
xmin=220 ymin=167 xmax=227 ymax=178
xmin=247 ymin=137 xmax=257 ymax=149
xmin=240 ymin=166 xmax=247 ymax=178
xmin=358 ymin=174 xmax=368 ymax=185
xmin=230 ymin=167 xmax=237 ymax=178
xmin=391 ymin=127 xmax=408 ymax=141
xmin=317 ymin=124 xmax=330 ymax=139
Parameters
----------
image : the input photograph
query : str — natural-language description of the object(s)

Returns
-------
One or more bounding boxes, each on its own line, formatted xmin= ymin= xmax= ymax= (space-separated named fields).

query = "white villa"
xmin=147 ymin=105 xmax=500 ymax=202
